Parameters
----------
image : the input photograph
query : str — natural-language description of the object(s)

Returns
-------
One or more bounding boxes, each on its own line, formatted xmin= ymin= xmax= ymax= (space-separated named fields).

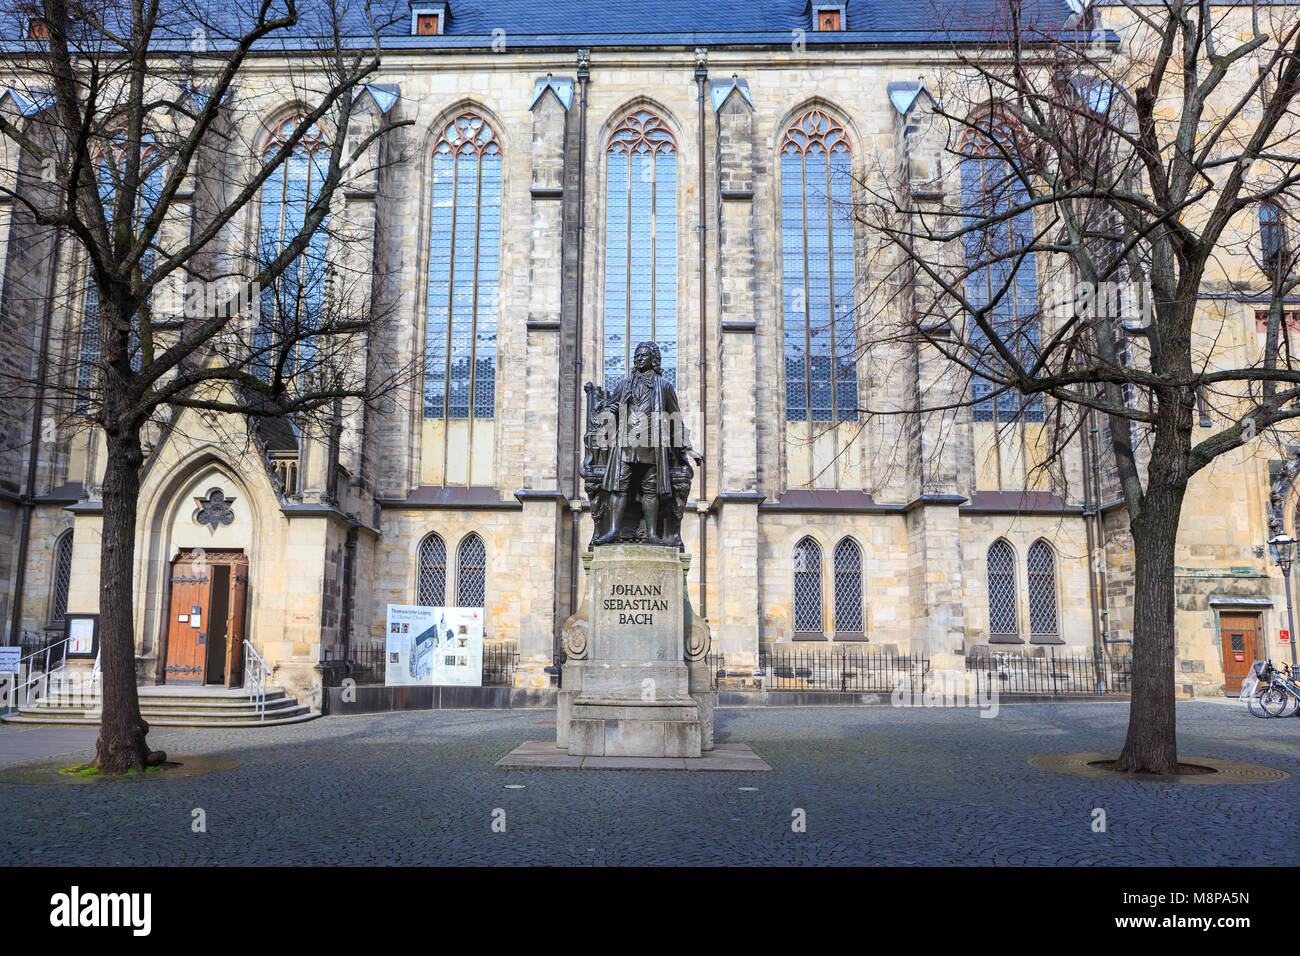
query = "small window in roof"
xmin=814 ymin=6 xmax=844 ymax=30
xmin=416 ymin=13 xmax=441 ymax=35
xmin=28 ymin=17 xmax=48 ymax=39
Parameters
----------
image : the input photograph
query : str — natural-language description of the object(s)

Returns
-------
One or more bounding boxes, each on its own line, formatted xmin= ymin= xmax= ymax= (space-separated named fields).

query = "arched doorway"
xmin=162 ymin=549 xmax=250 ymax=686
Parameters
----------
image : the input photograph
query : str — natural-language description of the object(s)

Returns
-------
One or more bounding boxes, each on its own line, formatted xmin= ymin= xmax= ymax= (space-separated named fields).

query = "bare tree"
xmin=858 ymin=0 xmax=1300 ymax=772
xmin=0 ymin=0 xmax=410 ymax=772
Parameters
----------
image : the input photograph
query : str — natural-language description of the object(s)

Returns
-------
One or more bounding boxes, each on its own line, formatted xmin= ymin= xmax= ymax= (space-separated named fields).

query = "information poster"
xmin=384 ymin=604 xmax=483 ymax=687
xmin=65 ymin=614 xmax=99 ymax=658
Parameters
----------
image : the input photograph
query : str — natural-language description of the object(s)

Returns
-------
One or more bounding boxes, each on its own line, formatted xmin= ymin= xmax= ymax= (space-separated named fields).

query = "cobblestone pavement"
xmin=0 ymin=701 xmax=1295 ymax=865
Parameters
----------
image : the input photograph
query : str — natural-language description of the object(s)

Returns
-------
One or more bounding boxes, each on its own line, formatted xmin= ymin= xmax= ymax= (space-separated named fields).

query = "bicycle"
xmin=1240 ymin=659 xmax=1300 ymax=718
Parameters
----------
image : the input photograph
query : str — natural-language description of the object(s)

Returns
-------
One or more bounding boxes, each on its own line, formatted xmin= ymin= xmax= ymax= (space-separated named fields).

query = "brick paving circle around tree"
xmin=0 ymin=700 xmax=1294 ymax=865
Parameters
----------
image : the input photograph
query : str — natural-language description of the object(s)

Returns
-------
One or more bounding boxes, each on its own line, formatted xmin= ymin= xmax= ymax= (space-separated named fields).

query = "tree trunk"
xmin=90 ymin=426 xmax=165 ymax=773
xmin=1114 ymin=467 xmax=1187 ymax=775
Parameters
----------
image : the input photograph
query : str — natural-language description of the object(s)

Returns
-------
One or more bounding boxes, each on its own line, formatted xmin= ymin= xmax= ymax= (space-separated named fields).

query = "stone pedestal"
xmin=560 ymin=544 xmax=713 ymax=757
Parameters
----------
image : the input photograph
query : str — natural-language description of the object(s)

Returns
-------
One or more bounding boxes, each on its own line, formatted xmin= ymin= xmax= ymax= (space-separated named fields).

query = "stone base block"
xmin=568 ymin=695 xmax=702 ymax=757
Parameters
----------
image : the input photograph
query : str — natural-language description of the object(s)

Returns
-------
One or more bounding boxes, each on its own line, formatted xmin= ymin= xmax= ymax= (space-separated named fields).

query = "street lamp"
xmin=1268 ymin=533 xmax=1299 ymax=674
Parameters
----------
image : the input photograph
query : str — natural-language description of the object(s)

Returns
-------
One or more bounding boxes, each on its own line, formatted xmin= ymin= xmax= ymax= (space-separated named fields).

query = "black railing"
xmin=335 ymin=640 xmax=519 ymax=686
xmin=965 ymin=649 xmax=1133 ymax=695
xmin=757 ymin=645 xmax=930 ymax=693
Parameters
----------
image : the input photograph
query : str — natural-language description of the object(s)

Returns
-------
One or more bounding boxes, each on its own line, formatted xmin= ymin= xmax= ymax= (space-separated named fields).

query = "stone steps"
xmin=2 ymin=685 xmax=316 ymax=727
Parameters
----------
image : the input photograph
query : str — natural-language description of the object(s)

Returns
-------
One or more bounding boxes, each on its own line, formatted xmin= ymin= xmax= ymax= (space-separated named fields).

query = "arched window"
xmin=960 ymin=114 xmax=1042 ymax=424
xmin=781 ymin=108 xmax=858 ymax=422
xmin=76 ymin=133 xmax=164 ymax=408
xmin=833 ymin=537 xmax=863 ymax=634
xmin=1027 ymin=539 xmax=1058 ymax=637
xmin=604 ymin=109 xmax=677 ymax=386
xmin=456 ymin=532 xmax=487 ymax=608
xmin=1261 ymin=201 xmax=1287 ymax=275
xmin=255 ymin=115 xmax=331 ymax=379
xmin=424 ymin=112 xmax=502 ymax=421
xmin=49 ymin=531 xmax=73 ymax=624
xmin=416 ymin=533 xmax=447 ymax=607
xmin=793 ymin=536 xmax=823 ymax=635
xmin=986 ymin=539 xmax=1018 ymax=637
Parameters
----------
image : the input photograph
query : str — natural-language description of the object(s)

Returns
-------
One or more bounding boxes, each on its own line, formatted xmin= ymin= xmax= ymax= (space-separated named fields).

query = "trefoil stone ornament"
xmin=194 ymin=488 xmax=236 ymax=534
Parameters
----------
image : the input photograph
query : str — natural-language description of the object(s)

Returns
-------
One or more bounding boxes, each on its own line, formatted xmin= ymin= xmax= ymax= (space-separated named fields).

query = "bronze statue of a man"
xmin=591 ymin=341 xmax=695 ymax=547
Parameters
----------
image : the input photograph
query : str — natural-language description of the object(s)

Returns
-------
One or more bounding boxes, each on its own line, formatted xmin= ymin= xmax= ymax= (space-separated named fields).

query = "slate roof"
xmin=24 ymin=0 xmax=1081 ymax=50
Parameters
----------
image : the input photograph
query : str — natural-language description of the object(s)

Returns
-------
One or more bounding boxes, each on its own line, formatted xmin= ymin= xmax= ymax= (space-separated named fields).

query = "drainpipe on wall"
xmin=7 ymin=227 xmax=63 ymax=647
xmin=695 ymin=48 xmax=709 ymax=620
xmin=568 ymin=49 xmax=591 ymax=622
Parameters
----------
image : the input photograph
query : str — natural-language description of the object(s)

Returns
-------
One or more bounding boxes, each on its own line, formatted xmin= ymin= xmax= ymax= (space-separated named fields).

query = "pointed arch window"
xmin=604 ymin=109 xmax=678 ymax=386
xmin=1027 ymin=539 xmax=1059 ymax=637
xmin=49 ymin=531 xmax=73 ymax=624
xmin=76 ymin=132 xmax=164 ymax=409
xmin=793 ymin=536 xmax=824 ymax=635
xmin=255 ymin=115 xmax=331 ymax=381
xmin=425 ymin=113 xmax=502 ymax=421
xmin=781 ymin=108 xmax=858 ymax=423
xmin=1261 ymin=201 xmax=1287 ymax=277
xmin=833 ymin=537 xmax=863 ymax=634
xmin=417 ymin=533 xmax=447 ymax=607
xmin=960 ymin=115 xmax=1043 ymax=424
xmin=987 ymin=538 xmax=1019 ymax=638
xmin=456 ymin=532 xmax=486 ymax=608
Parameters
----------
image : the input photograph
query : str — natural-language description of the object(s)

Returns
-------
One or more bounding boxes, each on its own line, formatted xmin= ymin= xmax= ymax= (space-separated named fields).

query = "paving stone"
xmin=0 ymin=701 xmax=1292 ymax=865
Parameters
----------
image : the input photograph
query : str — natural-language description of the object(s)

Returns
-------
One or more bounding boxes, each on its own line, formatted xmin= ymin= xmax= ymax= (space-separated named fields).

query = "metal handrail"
xmin=243 ymin=639 xmax=268 ymax=721
xmin=4 ymin=636 xmax=73 ymax=714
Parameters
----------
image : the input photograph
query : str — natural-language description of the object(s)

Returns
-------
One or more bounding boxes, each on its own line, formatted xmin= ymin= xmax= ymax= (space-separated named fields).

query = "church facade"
xmin=0 ymin=0 xmax=1292 ymax=709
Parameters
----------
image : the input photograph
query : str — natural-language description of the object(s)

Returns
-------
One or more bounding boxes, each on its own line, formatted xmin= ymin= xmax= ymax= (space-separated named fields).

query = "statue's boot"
xmin=641 ymin=494 xmax=663 ymax=545
xmin=592 ymin=493 xmax=627 ymax=546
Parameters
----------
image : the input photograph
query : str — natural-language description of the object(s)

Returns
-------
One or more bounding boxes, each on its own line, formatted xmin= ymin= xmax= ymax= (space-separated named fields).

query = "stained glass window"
xmin=425 ymin=113 xmax=501 ymax=420
xmin=76 ymin=134 xmax=163 ymax=408
xmin=961 ymin=117 xmax=1043 ymax=423
xmin=781 ymin=109 xmax=858 ymax=422
xmin=604 ymin=110 xmax=677 ymax=387
xmin=255 ymin=116 xmax=331 ymax=381
xmin=793 ymin=536 xmax=823 ymax=634
xmin=987 ymin=539 xmax=1018 ymax=637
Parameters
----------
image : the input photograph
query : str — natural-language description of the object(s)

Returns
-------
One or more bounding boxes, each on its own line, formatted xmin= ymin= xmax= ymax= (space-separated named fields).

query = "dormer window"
xmin=813 ymin=5 xmax=845 ymax=30
xmin=27 ymin=17 xmax=48 ymax=39
xmin=409 ymin=2 xmax=447 ymax=36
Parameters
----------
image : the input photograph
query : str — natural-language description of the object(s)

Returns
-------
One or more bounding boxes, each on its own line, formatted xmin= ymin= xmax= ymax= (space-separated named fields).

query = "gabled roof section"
xmin=711 ymin=75 xmax=753 ymax=111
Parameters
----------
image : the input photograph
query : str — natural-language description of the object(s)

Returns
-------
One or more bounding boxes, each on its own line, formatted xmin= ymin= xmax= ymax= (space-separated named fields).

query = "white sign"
xmin=385 ymin=604 xmax=483 ymax=687
xmin=68 ymin=618 xmax=96 ymax=656
xmin=0 ymin=646 xmax=20 ymax=675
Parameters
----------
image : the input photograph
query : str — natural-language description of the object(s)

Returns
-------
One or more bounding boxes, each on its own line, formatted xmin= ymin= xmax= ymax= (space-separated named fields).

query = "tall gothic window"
xmin=961 ymin=116 xmax=1043 ymax=423
xmin=793 ymin=536 xmax=823 ymax=635
xmin=49 ymin=531 xmax=73 ymax=624
xmin=417 ymin=533 xmax=447 ymax=607
xmin=456 ymin=532 xmax=486 ymax=608
xmin=424 ymin=113 xmax=501 ymax=420
xmin=833 ymin=537 xmax=863 ymax=634
xmin=604 ymin=109 xmax=677 ymax=386
xmin=781 ymin=108 xmax=858 ymax=422
xmin=987 ymin=539 xmax=1018 ymax=638
xmin=1261 ymin=201 xmax=1287 ymax=277
xmin=76 ymin=134 xmax=163 ymax=408
xmin=255 ymin=116 xmax=331 ymax=380
xmin=1027 ymin=539 xmax=1059 ymax=637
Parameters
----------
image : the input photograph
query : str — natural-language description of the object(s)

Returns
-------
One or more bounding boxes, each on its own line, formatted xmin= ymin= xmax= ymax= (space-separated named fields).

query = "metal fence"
xmin=704 ymin=645 xmax=1131 ymax=696
xmin=333 ymin=639 xmax=519 ymax=686
xmin=966 ymin=649 xmax=1133 ymax=695
xmin=756 ymin=645 xmax=930 ymax=693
